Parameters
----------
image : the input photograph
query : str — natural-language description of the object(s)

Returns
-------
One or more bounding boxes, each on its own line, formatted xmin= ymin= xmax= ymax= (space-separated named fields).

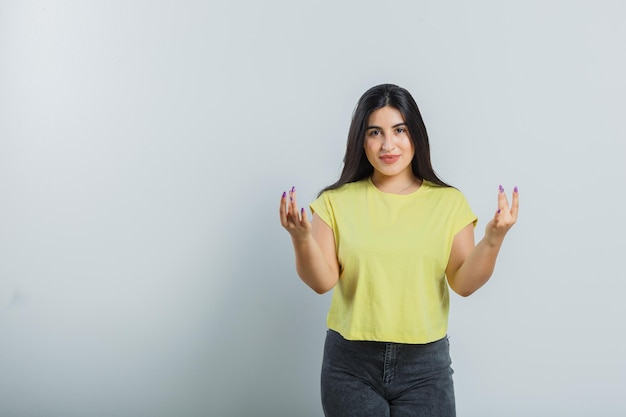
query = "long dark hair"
xmin=319 ymin=84 xmax=450 ymax=195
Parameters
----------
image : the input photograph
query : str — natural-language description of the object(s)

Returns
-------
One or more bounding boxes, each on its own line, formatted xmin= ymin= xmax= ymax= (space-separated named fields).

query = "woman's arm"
xmin=446 ymin=186 xmax=519 ymax=297
xmin=279 ymin=188 xmax=340 ymax=294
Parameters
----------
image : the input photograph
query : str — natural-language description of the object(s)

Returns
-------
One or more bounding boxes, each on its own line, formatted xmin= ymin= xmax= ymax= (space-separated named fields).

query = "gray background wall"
xmin=1 ymin=0 xmax=625 ymax=416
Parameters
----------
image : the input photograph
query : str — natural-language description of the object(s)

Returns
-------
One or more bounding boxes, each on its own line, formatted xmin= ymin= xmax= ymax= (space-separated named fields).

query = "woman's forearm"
xmin=291 ymin=235 xmax=339 ymax=294
xmin=448 ymin=235 xmax=504 ymax=297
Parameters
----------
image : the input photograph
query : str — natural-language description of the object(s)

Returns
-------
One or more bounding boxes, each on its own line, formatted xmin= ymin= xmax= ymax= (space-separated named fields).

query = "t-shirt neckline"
xmin=367 ymin=176 xmax=426 ymax=198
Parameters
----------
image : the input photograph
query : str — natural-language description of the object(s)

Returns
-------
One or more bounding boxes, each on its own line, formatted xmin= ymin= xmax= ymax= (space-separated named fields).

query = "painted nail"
xmin=514 ymin=186 xmax=518 ymax=193
xmin=282 ymin=191 xmax=286 ymax=198
xmin=497 ymin=208 xmax=501 ymax=214
xmin=291 ymin=186 xmax=295 ymax=193
xmin=301 ymin=207 xmax=305 ymax=214
xmin=499 ymin=185 xmax=504 ymax=193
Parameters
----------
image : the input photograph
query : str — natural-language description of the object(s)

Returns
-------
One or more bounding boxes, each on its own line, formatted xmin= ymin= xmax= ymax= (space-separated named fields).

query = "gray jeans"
xmin=321 ymin=329 xmax=456 ymax=417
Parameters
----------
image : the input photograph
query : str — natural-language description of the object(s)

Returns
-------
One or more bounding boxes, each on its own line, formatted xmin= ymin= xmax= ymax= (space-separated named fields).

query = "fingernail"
xmin=514 ymin=186 xmax=518 ymax=193
xmin=282 ymin=191 xmax=286 ymax=198
xmin=499 ymin=185 xmax=504 ymax=193
xmin=301 ymin=207 xmax=305 ymax=214
xmin=291 ymin=186 xmax=295 ymax=193
xmin=497 ymin=208 xmax=501 ymax=214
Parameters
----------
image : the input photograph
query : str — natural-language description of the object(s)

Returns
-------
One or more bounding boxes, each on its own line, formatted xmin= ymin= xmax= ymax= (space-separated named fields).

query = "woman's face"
xmin=363 ymin=106 xmax=415 ymax=179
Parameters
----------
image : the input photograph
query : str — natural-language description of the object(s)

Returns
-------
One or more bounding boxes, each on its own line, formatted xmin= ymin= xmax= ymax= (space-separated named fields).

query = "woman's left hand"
xmin=484 ymin=185 xmax=519 ymax=243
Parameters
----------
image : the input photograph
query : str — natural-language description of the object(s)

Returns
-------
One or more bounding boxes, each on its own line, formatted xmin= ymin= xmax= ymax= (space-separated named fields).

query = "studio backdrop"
xmin=1 ymin=1 xmax=625 ymax=416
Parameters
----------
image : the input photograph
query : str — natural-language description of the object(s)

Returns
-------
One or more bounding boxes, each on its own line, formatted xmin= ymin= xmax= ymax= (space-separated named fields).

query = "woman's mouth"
xmin=380 ymin=155 xmax=400 ymax=164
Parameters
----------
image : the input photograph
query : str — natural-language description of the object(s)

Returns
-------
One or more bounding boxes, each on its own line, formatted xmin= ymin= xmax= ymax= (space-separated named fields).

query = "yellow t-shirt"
xmin=310 ymin=178 xmax=477 ymax=344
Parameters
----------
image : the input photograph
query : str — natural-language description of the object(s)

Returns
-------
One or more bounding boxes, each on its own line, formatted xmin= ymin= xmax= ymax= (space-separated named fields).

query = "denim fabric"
xmin=321 ymin=330 xmax=456 ymax=417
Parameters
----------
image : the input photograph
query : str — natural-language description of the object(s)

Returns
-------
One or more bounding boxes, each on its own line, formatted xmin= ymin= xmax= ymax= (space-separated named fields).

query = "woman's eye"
xmin=396 ymin=127 xmax=406 ymax=134
xmin=369 ymin=130 xmax=381 ymax=136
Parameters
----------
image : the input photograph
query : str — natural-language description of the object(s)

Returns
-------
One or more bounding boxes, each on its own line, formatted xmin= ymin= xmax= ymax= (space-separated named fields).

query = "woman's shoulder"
xmin=421 ymin=181 xmax=467 ymax=200
xmin=319 ymin=179 xmax=369 ymax=198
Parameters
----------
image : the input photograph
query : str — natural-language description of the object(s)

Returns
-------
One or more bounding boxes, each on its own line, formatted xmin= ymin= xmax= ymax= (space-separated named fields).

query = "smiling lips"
xmin=380 ymin=154 xmax=400 ymax=164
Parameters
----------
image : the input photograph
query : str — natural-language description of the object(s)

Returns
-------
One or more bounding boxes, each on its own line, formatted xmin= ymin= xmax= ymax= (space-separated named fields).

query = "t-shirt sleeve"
xmin=309 ymin=191 xmax=335 ymax=230
xmin=450 ymin=190 xmax=478 ymax=236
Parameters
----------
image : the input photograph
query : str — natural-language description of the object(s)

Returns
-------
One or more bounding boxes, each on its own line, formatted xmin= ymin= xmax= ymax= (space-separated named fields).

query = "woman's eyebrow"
xmin=366 ymin=123 xmax=407 ymax=130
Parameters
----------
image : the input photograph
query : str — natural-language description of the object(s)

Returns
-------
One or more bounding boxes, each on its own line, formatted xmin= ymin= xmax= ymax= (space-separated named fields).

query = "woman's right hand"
xmin=279 ymin=186 xmax=340 ymax=293
xmin=279 ymin=186 xmax=312 ymax=240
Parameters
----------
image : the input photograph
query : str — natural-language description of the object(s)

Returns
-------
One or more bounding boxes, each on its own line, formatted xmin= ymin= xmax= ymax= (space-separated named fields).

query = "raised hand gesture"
xmin=279 ymin=186 xmax=312 ymax=241
xmin=484 ymin=185 xmax=519 ymax=243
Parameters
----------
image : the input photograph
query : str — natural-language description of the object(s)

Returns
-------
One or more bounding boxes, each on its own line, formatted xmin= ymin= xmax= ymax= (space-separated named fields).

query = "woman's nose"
xmin=382 ymin=135 xmax=394 ymax=150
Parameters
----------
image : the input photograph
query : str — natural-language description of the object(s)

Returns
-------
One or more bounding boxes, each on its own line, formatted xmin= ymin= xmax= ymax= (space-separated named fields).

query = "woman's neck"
xmin=371 ymin=173 xmax=421 ymax=194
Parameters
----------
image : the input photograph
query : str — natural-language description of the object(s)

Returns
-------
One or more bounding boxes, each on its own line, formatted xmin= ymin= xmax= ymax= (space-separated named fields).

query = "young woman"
xmin=279 ymin=84 xmax=519 ymax=416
